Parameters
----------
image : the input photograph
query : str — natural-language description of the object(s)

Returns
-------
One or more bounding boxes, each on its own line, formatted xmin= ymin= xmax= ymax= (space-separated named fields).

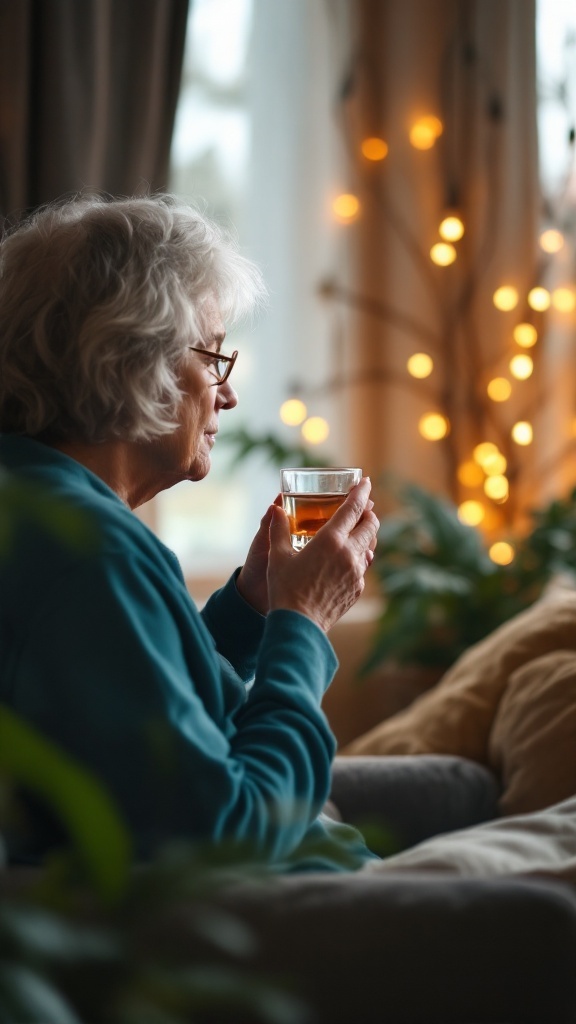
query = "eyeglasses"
xmin=188 ymin=346 xmax=238 ymax=386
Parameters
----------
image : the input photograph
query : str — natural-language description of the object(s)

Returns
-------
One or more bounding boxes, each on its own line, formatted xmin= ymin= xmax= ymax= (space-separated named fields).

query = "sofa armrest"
xmin=169 ymin=872 xmax=576 ymax=1024
xmin=330 ymin=754 xmax=500 ymax=854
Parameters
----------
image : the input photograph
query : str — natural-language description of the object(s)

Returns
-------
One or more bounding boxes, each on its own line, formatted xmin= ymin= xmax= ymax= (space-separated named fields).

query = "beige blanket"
xmin=364 ymin=795 xmax=576 ymax=883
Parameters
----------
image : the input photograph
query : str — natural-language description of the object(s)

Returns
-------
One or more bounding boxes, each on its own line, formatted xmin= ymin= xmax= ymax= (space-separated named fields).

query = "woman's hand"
xmin=267 ymin=477 xmax=379 ymax=632
xmin=236 ymin=502 xmax=277 ymax=615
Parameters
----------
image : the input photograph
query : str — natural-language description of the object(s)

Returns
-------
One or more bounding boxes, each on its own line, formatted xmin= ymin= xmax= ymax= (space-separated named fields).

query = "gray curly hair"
xmin=0 ymin=193 xmax=265 ymax=442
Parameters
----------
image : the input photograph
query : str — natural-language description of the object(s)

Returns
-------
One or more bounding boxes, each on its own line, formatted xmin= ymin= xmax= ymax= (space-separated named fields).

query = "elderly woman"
xmin=0 ymin=193 xmax=379 ymax=870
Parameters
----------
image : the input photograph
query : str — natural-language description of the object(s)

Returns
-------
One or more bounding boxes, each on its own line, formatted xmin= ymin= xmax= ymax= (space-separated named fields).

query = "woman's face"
xmin=146 ymin=297 xmax=238 ymax=489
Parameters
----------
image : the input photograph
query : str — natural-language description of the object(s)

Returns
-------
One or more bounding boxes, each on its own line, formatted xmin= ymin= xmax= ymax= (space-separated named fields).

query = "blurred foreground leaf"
xmin=0 ymin=472 xmax=99 ymax=557
xmin=0 ymin=706 xmax=131 ymax=902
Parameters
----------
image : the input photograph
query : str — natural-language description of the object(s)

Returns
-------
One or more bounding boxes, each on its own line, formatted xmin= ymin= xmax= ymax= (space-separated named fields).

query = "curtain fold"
xmin=0 ymin=0 xmax=189 ymax=220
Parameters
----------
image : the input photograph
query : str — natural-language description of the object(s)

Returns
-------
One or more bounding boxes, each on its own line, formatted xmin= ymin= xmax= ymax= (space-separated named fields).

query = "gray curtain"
xmin=0 ymin=0 xmax=190 ymax=220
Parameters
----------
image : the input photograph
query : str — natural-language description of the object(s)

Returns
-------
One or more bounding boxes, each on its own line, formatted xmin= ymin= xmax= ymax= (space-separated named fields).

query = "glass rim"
xmin=280 ymin=466 xmax=362 ymax=474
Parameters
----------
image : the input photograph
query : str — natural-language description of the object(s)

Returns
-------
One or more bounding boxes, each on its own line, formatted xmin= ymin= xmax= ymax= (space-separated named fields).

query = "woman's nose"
xmin=217 ymin=379 xmax=238 ymax=410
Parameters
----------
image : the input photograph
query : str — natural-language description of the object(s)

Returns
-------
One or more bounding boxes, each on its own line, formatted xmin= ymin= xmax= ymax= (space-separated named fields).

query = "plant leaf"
xmin=0 ymin=707 xmax=131 ymax=901
xmin=0 ymin=963 xmax=83 ymax=1024
xmin=0 ymin=904 xmax=120 ymax=963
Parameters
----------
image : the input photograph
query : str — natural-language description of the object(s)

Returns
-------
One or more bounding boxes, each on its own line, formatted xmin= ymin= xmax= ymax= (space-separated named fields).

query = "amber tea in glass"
xmin=280 ymin=468 xmax=362 ymax=550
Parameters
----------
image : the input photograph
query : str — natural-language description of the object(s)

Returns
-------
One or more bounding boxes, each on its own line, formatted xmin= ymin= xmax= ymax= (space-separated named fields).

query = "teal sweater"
xmin=0 ymin=436 xmax=377 ymax=870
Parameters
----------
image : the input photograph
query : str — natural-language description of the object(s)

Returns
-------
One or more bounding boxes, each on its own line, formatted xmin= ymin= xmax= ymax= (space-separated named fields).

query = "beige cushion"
xmin=364 ymin=794 xmax=576 ymax=882
xmin=342 ymin=592 xmax=576 ymax=764
xmin=488 ymin=650 xmax=576 ymax=816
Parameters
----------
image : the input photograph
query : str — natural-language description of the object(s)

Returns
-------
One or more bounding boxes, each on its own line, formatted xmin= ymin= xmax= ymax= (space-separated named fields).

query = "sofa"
xmin=184 ymin=591 xmax=576 ymax=1023
xmin=138 ymin=753 xmax=575 ymax=1024
xmin=3 ymin=592 xmax=576 ymax=1022
xmin=3 ymin=752 xmax=575 ymax=1023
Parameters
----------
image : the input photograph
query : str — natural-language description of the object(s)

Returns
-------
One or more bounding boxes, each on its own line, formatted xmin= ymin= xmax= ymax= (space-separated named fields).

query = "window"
xmin=160 ymin=0 xmax=265 ymax=589
xmin=154 ymin=0 xmax=341 ymax=594
xmin=537 ymin=0 xmax=576 ymax=201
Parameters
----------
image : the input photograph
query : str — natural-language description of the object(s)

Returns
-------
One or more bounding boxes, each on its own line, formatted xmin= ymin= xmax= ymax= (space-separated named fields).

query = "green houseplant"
xmin=363 ymin=480 xmax=576 ymax=673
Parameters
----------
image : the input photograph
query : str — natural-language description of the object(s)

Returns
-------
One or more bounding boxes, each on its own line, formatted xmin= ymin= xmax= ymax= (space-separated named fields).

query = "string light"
xmin=332 ymin=193 xmax=360 ymax=222
xmin=361 ymin=137 xmax=389 ymax=161
xmin=487 ymin=377 xmax=512 ymax=401
xmin=280 ymin=398 xmax=307 ymax=426
xmin=489 ymin=541 xmax=515 ymax=565
xmin=458 ymin=500 xmax=485 ymax=526
xmin=493 ymin=286 xmax=519 ymax=311
xmin=509 ymin=354 xmax=533 ymax=380
xmin=407 ymin=353 xmax=433 ymax=378
xmin=513 ymin=322 xmax=538 ymax=347
xmin=483 ymin=452 xmax=507 ymax=475
xmin=551 ymin=287 xmax=576 ymax=312
xmin=438 ymin=214 xmax=465 ymax=241
xmin=324 ymin=89 xmax=574 ymax=541
xmin=484 ymin=475 xmax=509 ymax=501
xmin=301 ymin=416 xmax=330 ymax=444
xmin=527 ymin=286 xmax=551 ymax=311
xmin=457 ymin=461 xmax=485 ymax=487
xmin=409 ymin=115 xmax=443 ymax=150
xmin=511 ymin=421 xmax=533 ymax=445
xmin=473 ymin=441 xmax=499 ymax=466
xmin=430 ymin=242 xmax=456 ymax=266
xmin=418 ymin=412 xmax=449 ymax=440
xmin=539 ymin=228 xmax=564 ymax=253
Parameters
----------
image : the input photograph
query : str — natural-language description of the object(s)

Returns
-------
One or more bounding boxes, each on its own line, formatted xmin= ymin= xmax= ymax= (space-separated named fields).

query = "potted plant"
xmin=362 ymin=480 xmax=576 ymax=674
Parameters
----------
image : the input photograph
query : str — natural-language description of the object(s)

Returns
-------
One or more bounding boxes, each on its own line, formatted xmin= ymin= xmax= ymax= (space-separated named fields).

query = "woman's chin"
xmin=186 ymin=454 xmax=211 ymax=482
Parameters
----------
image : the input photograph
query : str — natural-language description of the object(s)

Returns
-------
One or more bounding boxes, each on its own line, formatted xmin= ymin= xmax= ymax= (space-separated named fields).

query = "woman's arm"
xmin=11 ymin=548 xmax=337 ymax=863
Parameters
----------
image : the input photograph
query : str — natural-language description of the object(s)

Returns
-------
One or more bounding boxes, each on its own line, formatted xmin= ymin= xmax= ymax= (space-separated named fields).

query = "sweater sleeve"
xmin=200 ymin=568 xmax=266 ymax=681
xmin=12 ymin=549 xmax=339 ymax=864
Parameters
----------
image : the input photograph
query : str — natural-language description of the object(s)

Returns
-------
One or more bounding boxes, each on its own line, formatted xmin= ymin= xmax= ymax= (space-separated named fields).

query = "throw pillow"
xmin=488 ymin=649 xmax=576 ymax=815
xmin=342 ymin=591 xmax=576 ymax=763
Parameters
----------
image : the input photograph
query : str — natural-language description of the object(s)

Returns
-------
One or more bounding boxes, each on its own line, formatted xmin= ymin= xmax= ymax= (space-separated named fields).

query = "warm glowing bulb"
xmin=473 ymin=441 xmax=499 ymax=466
xmin=509 ymin=354 xmax=534 ymax=380
xmin=439 ymin=215 xmax=465 ymax=241
xmin=361 ymin=136 xmax=389 ymax=161
xmin=409 ymin=116 xmax=443 ymax=149
xmin=458 ymin=501 xmax=485 ymax=526
xmin=484 ymin=475 xmax=509 ymax=501
xmin=539 ymin=229 xmax=564 ymax=253
xmin=430 ymin=242 xmax=456 ymax=266
xmin=457 ymin=461 xmax=485 ymax=487
xmin=489 ymin=541 xmax=515 ymax=565
xmin=511 ymin=421 xmax=533 ymax=445
xmin=407 ymin=353 xmax=433 ymax=378
xmin=552 ymin=287 xmax=576 ymax=312
xmin=418 ymin=413 xmax=449 ymax=440
xmin=482 ymin=452 xmax=507 ymax=476
xmin=493 ymin=286 xmax=519 ymax=311
xmin=513 ymin=322 xmax=538 ymax=348
xmin=332 ymin=193 xmax=360 ymax=222
xmin=528 ymin=286 xmax=551 ymax=311
xmin=301 ymin=416 xmax=330 ymax=444
xmin=301 ymin=415 xmax=327 ymax=444
xmin=280 ymin=398 xmax=307 ymax=426
xmin=487 ymin=378 xmax=512 ymax=402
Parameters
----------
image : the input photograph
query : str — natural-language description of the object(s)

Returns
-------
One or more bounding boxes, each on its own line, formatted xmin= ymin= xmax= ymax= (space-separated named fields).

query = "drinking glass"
xmin=280 ymin=467 xmax=362 ymax=550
